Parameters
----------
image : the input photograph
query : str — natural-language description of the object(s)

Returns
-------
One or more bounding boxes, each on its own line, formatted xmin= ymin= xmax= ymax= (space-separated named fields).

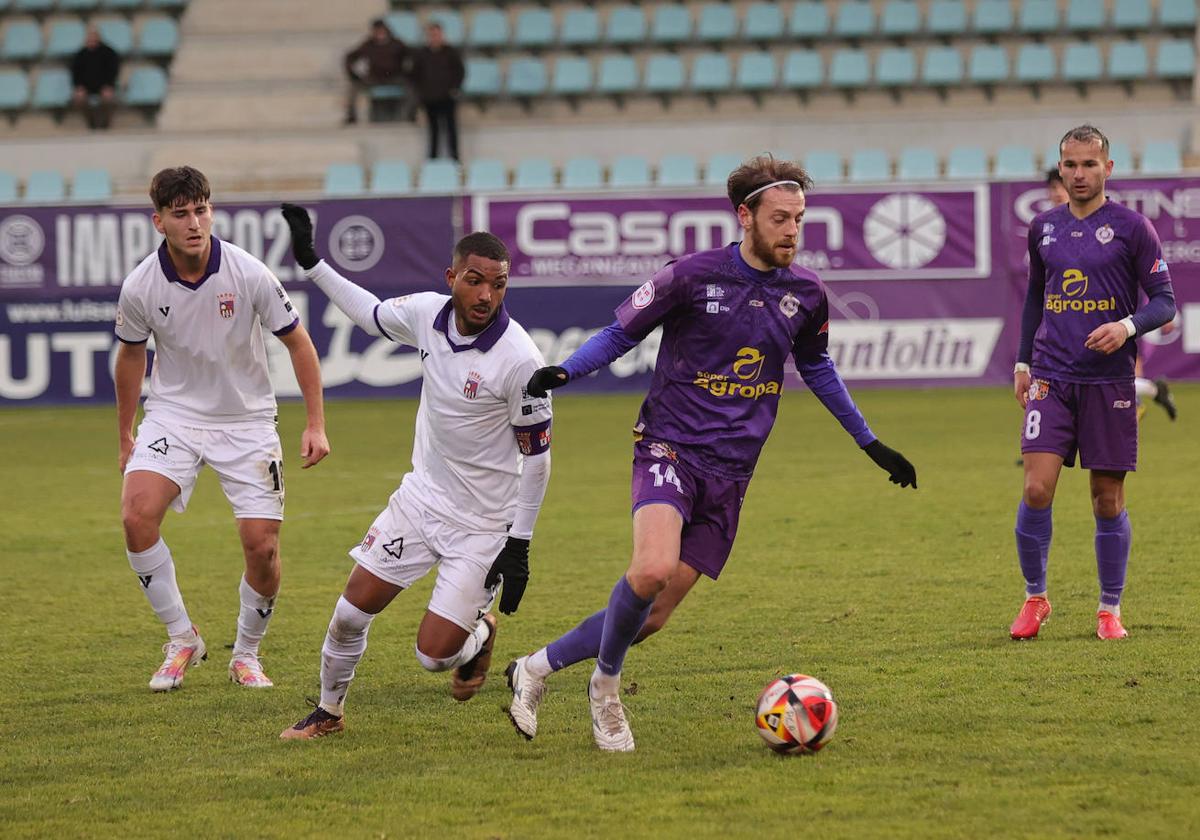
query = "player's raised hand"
xmin=280 ymin=203 xmax=318 ymax=270
xmin=526 ymin=366 xmax=568 ymax=398
xmin=300 ymin=426 xmax=330 ymax=468
xmin=485 ymin=537 xmax=530 ymax=614
xmin=1084 ymin=322 xmax=1129 ymax=355
xmin=863 ymin=439 xmax=917 ymax=489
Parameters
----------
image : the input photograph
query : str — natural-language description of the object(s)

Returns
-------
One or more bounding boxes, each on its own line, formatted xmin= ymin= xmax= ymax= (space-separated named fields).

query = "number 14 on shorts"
xmin=648 ymin=462 xmax=683 ymax=492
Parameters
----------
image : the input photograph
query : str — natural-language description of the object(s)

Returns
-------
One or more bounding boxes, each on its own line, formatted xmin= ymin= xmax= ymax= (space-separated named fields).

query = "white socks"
xmin=590 ymin=668 xmax=621 ymax=697
xmin=234 ymin=576 xmax=276 ymax=657
xmin=320 ymin=596 xmax=375 ymax=716
xmin=1134 ymin=377 xmax=1157 ymax=400
xmin=127 ymin=538 xmax=192 ymax=638
xmin=526 ymin=648 xmax=553 ymax=679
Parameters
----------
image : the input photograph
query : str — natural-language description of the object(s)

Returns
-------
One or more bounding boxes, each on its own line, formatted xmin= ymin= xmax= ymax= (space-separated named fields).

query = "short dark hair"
xmin=1045 ymin=168 xmax=1063 ymax=185
xmin=1058 ymin=124 xmax=1109 ymax=158
xmin=726 ymin=154 xmax=813 ymax=211
xmin=371 ymin=18 xmax=387 ymax=29
xmin=149 ymin=166 xmax=211 ymax=211
xmin=453 ymin=231 xmax=509 ymax=266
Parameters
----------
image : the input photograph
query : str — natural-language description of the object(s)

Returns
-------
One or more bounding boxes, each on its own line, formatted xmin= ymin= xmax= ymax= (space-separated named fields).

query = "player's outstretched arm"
xmin=862 ymin=439 xmax=917 ymax=489
xmin=114 ymin=341 xmax=147 ymax=473
xmin=525 ymin=320 xmax=640 ymax=397
xmin=278 ymin=324 xmax=330 ymax=468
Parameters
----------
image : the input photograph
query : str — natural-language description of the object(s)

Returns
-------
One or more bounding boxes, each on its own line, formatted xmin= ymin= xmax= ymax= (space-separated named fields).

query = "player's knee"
xmin=327 ymin=596 xmax=373 ymax=646
xmin=627 ymin=567 xmax=671 ymax=599
xmin=1093 ymin=497 xmax=1124 ymax=519
xmin=1023 ymin=480 xmax=1054 ymax=509
xmin=414 ymin=645 xmax=457 ymax=672
xmin=243 ymin=537 xmax=279 ymax=571
xmin=121 ymin=504 xmax=158 ymax=547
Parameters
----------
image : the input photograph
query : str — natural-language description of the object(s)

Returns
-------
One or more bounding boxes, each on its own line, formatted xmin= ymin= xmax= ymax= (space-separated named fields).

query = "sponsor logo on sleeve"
xmin=1151 ymin=258 xmax=1168 ymax=274
xmin=631 ymin=280 xmax=655 ymax=310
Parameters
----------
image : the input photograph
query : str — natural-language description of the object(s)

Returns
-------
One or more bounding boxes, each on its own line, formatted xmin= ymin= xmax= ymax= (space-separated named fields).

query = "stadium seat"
xmin=324 ymin=163 xmax=366 ymax=196
xmin=830 ymin=48 xmax=869 ymax=89
xmin=705 ymin=152 xmax=743 ymax=185
xmin=922 ymin=46 xmax=964 ymax=85
xmin=465 ymin=159 xmax=506 ymax=191
xmin=513 ymin=8 xmax=554 ymax=50
xmin=466 ymin=8 xmax=509 ymax=49
xmin=147 ymin=0 xmax=189 ymax=10
xmin=0 ymin=69 xmax=30 ymax=111
xmin=994 ymin=145 xmax=1037 ymax=178
xmin=426 ymin=11 xmax=463 ymax=45
xmin=649 ymin=4 xmax=691 ymax=45
xmin=610 ymin=155 xmax=651 ymax=188
xmin=31 ymin=67 xmax=70 ymax=108
xmin=849 ymin=149 xmax=890 ymax=183
xmin=1139 ymin=140 xmax=1183 ymax=175
xmin=562 ymin=156 xmax=603 ymax=190
xmin=897 ymin=146 xmax=939 ymax=181
xmin=462 ymin=58 xmax=500 ymax=98
xmin=973 ymin=0 xmax=1014 ymax=35
xmin=880 ymin=1 xmax=921 ymax=37
xmin=1065 ymin=0 xmax=1105 ymax=32
xmin=96 ymin=18 xmax=133 ymax=55
xmin=1043 ymin=142 xmax=1061 ymax=168
xmin=736 ymin=52 xmax=777 ymax=92
xmin=385 ymin=12 xmax=421 ymax=45
xmin=946 ymin=146 xmax=987 ymax=179
xmin=59 ymin=0 xmax=101 ymax=11
xmin=101 ymin=0 xmax=144 ymax=10
xmin=691 ymin=52 xmax=731 ymax=93
xmin=71 ymin=168 xmax=112 ymax=201
xmin=781 ymin=49 xmax=822 ymax=90
xmin=125 ymin=66 xmax=168 ymax=106
xmin=1018 ymin=0 xmax=1058 ymax=34
xmin=877 ymin=47 xmax=917 ymax=87
xmin=1016 ymin=43 xmax=1056 ymax=83
xmin=507 ymin=58 xmax=547 ymax=97
xmin=370 ymin=160 xmax=411 ymax=193
xmin=789 ymin=1 xmax=830 ymax=38
xmin=743 ymin=2 xmax=784 ymax=42
xmin=25 ymin=170 xmax=66 ymax=202
xmin=605 ymin=5 xmax=647 ymax=46
xmin=926 ymin=0 xmax=968 ymax=37
xmin=1109 ymin=41 xmax=1148 ymax=80
xmin=45 ymin=20 xmax=86 ymax=61
xmin=2 ymin=20 xmax=43 ymax=62
xmin=1156 ymin=39 xmax=1195 ymax=78
xmin=551 ymin=56 xmax=591 ymax=96
xmin=597 ymin=54 xmax=637 ymax=95
xmin=696 ymin=4 xmax=738 ymax=43
xmin=833 ymin=2 xmax=874 ymax=38
xmin=804 ymin=151 xmax=843 ymax=184
xmin=1062 ymin=43 xmax=1102 ymax=83
xmin=14 ymin=0 xmax=53 ymax=12
xmin=1160 ymin=0 xmax=1197 ymax=28
xmin=644 ymin=54 xmax=685 ymax=95
xmin=560 ymin=8 xmax=601 ymax=48
xmin=514 ymin=158 xmax=556 ymax=190
xmin=139 ymin=17 xmax=179 ymax=58
xmin=0 ymin=171 xmax=17 ymax=203
xmin=1107 ymin=141 xmax=1132 ymax=171
xmin=1112 ymin=0 xmax=1151 ymax=30
xmin=968 ymin=44 xmax=1009 ymax=84
xmin=417 ymin=159 xmax=460 ymax=194
xmin=657 ymin=154 xmax=699 ymax=187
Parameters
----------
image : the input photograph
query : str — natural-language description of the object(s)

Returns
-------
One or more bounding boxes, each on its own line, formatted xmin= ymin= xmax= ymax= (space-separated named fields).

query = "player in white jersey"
xmin=115 ymin=167 xmax=330 ymax=693
xmin=276 ymin=205 xmax=553 ymax=740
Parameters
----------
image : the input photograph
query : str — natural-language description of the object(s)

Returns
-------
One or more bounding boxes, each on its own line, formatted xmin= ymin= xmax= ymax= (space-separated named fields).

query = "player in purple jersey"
xmin=1011 ymin=125 xmax=1175 ymax=642
xmin=501 ymin=155 xmax=917 ymax=752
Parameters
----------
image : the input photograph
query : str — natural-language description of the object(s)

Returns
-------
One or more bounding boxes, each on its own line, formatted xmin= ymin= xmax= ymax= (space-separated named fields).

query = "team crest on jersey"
xmin=649 ymin=441 xmax=678 ymax=462
xmin=631 ymin=280 xmax=655 ymax=310
xmin=361 ymin=526 xmax=379 ymax=551
xmin=1151 ymin=258 xmax=1168 ymax=273
xmin=218 ymin=293 xmax=235 ymax=318
xmin=463 ymin=370 xmax=483 ymax=399
xmin=779 ymin=293 xmax=799 ymax=318
xmin=1095 ymin=224 xmax=1114 ymax=245
xmin=1029 ymin=379 xmax=1050 ymax=401
xmin=115 ymin=305 xmax=125 ymax=327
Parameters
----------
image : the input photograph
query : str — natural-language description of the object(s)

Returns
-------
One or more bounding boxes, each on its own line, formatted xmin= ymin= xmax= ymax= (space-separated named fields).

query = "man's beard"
xmin=747 ymin=224 xmax=794 ymax=269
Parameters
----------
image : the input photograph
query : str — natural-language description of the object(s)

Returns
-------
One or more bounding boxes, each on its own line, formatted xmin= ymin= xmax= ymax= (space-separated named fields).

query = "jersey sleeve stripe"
xmin=372 ymin=303 xmax=396 ymax=341
xmin=272 ymin=318 xmax=299 ymax=337
xmin=115 ymin=334 xmax=148 ymax=344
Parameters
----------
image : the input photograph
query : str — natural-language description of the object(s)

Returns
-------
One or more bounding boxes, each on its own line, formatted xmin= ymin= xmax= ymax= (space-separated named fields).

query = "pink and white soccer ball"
xmin=754 ymin=673 xmax=838 ymax=754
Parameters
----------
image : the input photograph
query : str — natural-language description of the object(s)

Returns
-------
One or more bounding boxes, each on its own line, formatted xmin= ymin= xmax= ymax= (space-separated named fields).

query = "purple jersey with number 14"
xmin=615 ymin=243 xmax=830 ymax=481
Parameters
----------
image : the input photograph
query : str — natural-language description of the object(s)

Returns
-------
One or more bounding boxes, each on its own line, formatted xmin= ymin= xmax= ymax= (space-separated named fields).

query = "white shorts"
xmin=125 ymin=415 xmax=285 ymax=520
xmin=349 ymin=486 xmax=504 ymax=632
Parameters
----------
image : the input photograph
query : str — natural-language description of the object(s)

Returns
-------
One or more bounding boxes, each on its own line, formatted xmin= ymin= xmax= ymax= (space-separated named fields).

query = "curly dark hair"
xmin=726 ymin=154 xmax=813 ymax=211
xmin=149 ymin=166 xmax=211 ymax=211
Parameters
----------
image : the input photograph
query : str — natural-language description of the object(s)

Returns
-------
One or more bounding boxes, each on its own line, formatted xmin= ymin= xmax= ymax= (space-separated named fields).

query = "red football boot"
xmin=1010 ymin=596 xmax=1052 ymax=640
xmin=1097 ymin=611 xmax=1129 ymax=640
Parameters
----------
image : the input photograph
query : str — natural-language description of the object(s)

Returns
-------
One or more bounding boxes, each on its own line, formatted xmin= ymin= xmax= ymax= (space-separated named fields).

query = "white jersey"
xmin=115 ymin=237 xmax=298 ymax=427
xmin=376 ymin=291 xmax=553 ymax=535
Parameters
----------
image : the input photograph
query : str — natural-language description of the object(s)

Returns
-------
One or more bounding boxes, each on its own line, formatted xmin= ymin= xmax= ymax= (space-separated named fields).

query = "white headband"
xmin=742 ymin=180 xmax=801 ymax=203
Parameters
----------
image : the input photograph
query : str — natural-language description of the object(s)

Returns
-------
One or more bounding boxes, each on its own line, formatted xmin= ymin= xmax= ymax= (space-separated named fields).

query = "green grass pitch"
xmin=2 ymin=386 xmax=1198 ymax=839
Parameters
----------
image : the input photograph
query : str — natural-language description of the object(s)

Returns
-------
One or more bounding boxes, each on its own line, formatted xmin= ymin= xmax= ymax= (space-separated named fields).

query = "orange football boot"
xmin=1010 ymin=596 xmax=1052 ymax=640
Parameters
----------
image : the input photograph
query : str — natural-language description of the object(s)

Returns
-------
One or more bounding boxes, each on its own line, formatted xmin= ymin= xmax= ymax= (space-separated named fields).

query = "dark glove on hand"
xmin=484 ymin=537 xmax=530 ymax=614
xmin=863 ymin=439 xmax=918 ymax=489
xmin=280 ymin=202 xmax=318 ymax=270
xmin=526 ymin=366 xmax=568 ymax=398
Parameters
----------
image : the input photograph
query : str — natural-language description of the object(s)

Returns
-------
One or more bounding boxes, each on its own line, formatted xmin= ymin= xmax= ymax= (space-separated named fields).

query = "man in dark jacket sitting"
xmin=344 ymin=19 xmax=410 ymax=125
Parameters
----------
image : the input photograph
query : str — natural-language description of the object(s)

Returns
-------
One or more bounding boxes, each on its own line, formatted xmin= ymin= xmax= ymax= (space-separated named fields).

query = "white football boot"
xmin=505 ymin=656 xmax=546 ymax=739
xmin=588 ymin=682 xmax=635 ymax=752
xmin=148 ymin=626 xmax=207 ymax=691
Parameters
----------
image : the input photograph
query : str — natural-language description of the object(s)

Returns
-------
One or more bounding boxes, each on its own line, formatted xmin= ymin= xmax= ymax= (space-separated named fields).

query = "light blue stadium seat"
xmin=644 ymin=54 xmax=685 ymax=94
xmin=849 ymin=149 xmax=890 ymax=182
xmin=657 ymin=154 xmax=699 ymax=187
xmin=1019 ymin=0 xmax=1058 ymax=33
xmin=1140 ymin=140 xmax=1183 ymax=175
xmin=1112 ymin=0 xmax=1151 ymax=30
xmin=72 ymin=168 xmax=112 ymax=201
xmin=610 ymin=155 xmax=651 ymax=188
xmin=562 ymin=156 xmax=603 ymax=190
xmin=0 ymin=69 xmax=30 ymax=110
xmin=880 ymin=1 xmax=921 ymax=37
xmin=514 ymin=8 xmax=554 ymax=49
xmin=1107 ymin=141 xmax=1132 ymax=171
xmin=1160 ymin=0 xmax=1197 ymax=27
xmin=597 ymin=54 xmax=637 ymax=94
xmin=736 ymin=52 xmax=777 ymax=91
xmin=897 ymin=147 xmax=939 ymax=181
xmin=1043 ymin=142 xmax=1061 ymax=168
xmin=59 ymin=0 xmax=101 ymax=11
xmin=1062 ymin=43 xmax=1101 ymax=82
xmin=0 ymin=171 xmax=17 ymax=203
xmin=973 ymin=0 xmax=1013 ymax=35
xmin=994 ymin=145 xmax=1037 ymax=178
xmin=370 ymin=160 xmax=412 ymax=193
xmin=804 ymin=151 xmax=843 ymax=184
xmin=147 ymin=0 xmax=189 ymax=10
xmin=704 ymin=153 xmax=742 ymax=185
xmin=467 ymin=8 xmax=509 ymax=49
xmin=14 ymin=0 xmax=54 ymax=12
xmin=26 ymin=170 xmax=66 ymax=202
xmin=1109 ymin=41 xmax=1148 ymax=80
xmin=744 ymin=2 xmax=784 ymax=41
xmin=3 ymin=21 xmax=43 ymax=62
xmin=551 ymin=56 xmax=591 ymax=96
xmin=1016 ymin=43 xmax=1056 ymax=82
xmin=561 ymin=8 xmax=600 ymax=48
xmin=789 ymin=1 xmax=830 ymax=38
xmin=1065 ymin=0 xmax=1105 ymax=32
xmin=829 ymin=48 xmax=869 ymax=87
xmin=385 ymin=12 xmax=421 ymax=45
xmin=463 ymin=58 xmax=500 ymax=97
xmin=833 ymin=2 xmax=874 ymax=38
xmin=877 ymin=47 xmax=916 ymax=86
xmin=466 ymin=159 xmax=506 ymax=191
xmin=922 ymin=45 xmax=964 ymax=85
xmin=125 ymin=66 xmax=167 ymax=106
xmin=514 ymin=158 xmax=556 ymax=190
xmin=697 ymin=3 xmax=737 ymax=42
xmin=650 ymin=5 xmax=692 ymax=45
xmin=101 ymin=0 xmax=144 ymax=10
xmin=691 ymin=52 xmax=731 ymax=92
xmin=426 ymin=11 xmax=463 ymax=45
xmin=968 ymin=44 xmax=1009 ymax=83
xmin=31 ymin=67 xmax=70 ymax=108
xmin=781 ymin=49 xmax=822 ymax=89
xmin=45 ymin=20 xmax=86 ymax=60
xmin=325 ymin=163 xmax=366 ymax=196
xmin=947 ymin=146 xmax=987 ymax=179
xmin=97 ymin=19 xmax=133 ymax=55
xmin=927 ymin=0 xmax=968 ymax=36
xmin=139 ymin=17 xmax=179 ymax=57
xmin=507 ymin=57 xmax=547 ymax=97
xmin=606 ymin=5 xmax=647 ymax=46
xmin=1156 ymin=39 xmax=1195 ymax=78
xmin=417 ymin=159 xmax=460 ymax=194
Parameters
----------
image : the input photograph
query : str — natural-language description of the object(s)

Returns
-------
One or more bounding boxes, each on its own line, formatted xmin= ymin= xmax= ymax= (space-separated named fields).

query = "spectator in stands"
xmin=71 ymin=25 xmax=120 ymax=130
xmin=410 ymin=22 xmax=464 ymax=161
xmin=344 ymin=18 xmax=410 ymax=125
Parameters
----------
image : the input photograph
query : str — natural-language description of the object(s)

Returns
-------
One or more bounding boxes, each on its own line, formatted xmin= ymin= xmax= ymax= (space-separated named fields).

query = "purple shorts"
xmin=630 ymin=439 xmax=749 ymax=580
xmin=1020 ymin=378 xmax=1138 ymax=471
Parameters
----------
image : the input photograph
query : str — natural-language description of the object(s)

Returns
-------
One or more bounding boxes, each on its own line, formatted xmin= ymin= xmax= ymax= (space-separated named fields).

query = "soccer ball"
xmin=754 ymin=673 xmax=838 ymax=754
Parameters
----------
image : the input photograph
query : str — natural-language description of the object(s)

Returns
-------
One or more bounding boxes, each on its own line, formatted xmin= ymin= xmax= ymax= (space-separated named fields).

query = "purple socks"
xmin=1015 ymin=501 xmax=1053 ymax=595
xmin=1095 ymin=510 xmax=1131 ymax=611
xmin=545 ymin=608 xmax=606 ymax=672
xmin=596 ymin=576 xmax=653 ymax=677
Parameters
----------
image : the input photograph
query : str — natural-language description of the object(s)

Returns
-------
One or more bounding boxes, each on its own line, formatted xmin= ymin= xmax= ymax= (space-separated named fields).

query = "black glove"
xmin=526 ymin=366 xmax=568 ymax=398
xmin=280 ymin=202 xmax=318 ymax=270
xmin=863 ymin=439 xmax=917 ymax=489
xmin=484 ymin=537 xmax=530 ymax=614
